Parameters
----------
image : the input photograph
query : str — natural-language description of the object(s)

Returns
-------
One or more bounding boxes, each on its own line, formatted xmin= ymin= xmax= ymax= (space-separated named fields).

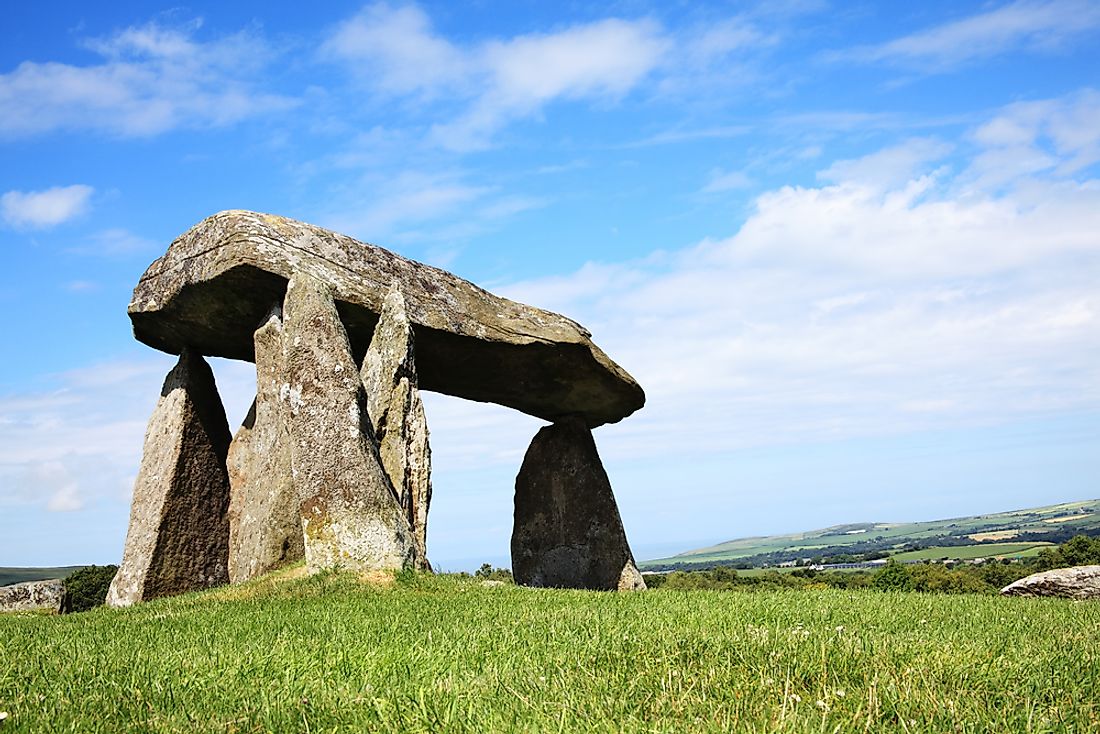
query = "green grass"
xmin=891 ymin=542 xmax=1055 ymax=562
xmin=2 ymin=570 xmax=1098 ymax=732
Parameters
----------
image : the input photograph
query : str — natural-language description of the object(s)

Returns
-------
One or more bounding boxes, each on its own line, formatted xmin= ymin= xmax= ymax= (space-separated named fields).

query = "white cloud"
xmin=0 ymin=21 xmax=296 ymax=138
xmin=320 ymin=4 xmax=470 ymax=98
xmin=817 ymin=138 xmax=952 ymax=189
xmin=66 ymin=228 xmax=158 ymax=257
xmin=1 ymin=185 xmax=94 ymax=229
xmin=837 ymin=0 xmax=1100 ymax=69
xmin=702 ymin=168 xmax=754 ymax=193
xmin=323 ymin=4 xmax=668 ymax=150
xmin=491 ymin=92 xmax=1100 ymax=462
xmin=0 ymin=355 xmax=256 ymax=515
xmin=964 ymin=88 xmax=1100 ymax=189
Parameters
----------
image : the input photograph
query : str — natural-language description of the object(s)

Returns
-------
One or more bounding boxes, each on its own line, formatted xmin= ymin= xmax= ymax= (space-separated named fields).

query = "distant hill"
xmin=0 ymin=566 xmax=84 ymax=587
xmin=641 ymin=499 xmax=1100 ymax=571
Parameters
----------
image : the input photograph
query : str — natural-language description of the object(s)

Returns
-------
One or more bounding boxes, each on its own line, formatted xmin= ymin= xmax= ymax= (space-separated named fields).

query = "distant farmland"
xmin=642 ymin=498 xmax=1100 ymax=570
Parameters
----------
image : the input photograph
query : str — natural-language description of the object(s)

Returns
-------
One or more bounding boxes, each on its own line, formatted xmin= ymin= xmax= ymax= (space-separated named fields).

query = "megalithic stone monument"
xmin=107 ymin=348 xmax=232 ymax=607
xmin=113 ymin=209 xmax=647 ymax=601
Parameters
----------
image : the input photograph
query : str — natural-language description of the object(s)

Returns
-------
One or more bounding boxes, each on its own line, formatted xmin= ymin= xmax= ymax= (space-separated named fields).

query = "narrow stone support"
xmin=107 ymin=349 xmax=232 ymax=607
xmin=511 ymin=417 xmax=645 ymax=591
xmin=361 ymin=286 xmax=433 ymax=569
xmin=226 ymin=305 xmax=302 ymax=582
xmin=282 ymin=273 xmax=417 ymax=573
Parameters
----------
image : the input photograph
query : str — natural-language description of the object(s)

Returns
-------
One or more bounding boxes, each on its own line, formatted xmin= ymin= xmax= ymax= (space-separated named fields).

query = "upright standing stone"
xmin=282 ymin=273 xmax=418 ymax=573
xmin=226 ymin=305 xmax=302 ymax=582
xmin=361 ymin=286 xmax=433 ymax=569
xmin=511 ymin=416 xmax=645 ymax=591
xmin=107 ymin=349 xmax=232 ymax=607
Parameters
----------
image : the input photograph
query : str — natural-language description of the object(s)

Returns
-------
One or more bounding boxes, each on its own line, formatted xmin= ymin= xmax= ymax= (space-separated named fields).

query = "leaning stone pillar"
xmin=511 ymin=416 xmax=645 ymax=591
xmin=107 ymin=348 xmax=232 ymax=607
xmin=361 ymin=286 xmax=432 ymax=569
xmin=282 ymin=272 xmax=417 ymax=573
xmin=226 ymin=305 xmax=302 ymax=583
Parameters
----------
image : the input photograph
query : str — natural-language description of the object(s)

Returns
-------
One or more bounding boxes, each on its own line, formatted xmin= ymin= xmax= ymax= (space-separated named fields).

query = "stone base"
xmin=511 ymin=417 xmax=645 ymax=591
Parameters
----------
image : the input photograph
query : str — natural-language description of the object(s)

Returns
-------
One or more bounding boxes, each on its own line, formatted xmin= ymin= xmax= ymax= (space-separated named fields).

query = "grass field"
xmin=890 ymin=542 xmax=1055 ymax=562
xmin=0 ymin=567 xmax=83 ymax=587
xmin=2 ymin=569 xmax=1098 ymax=733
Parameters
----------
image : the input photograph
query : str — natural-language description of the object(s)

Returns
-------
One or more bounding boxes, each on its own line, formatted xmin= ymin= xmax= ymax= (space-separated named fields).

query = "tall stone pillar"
xmin=360 ymin=286 xmax=433 ymax=569
xmin=107 ymin=348 xmax=232 ymax=607
xmin=282 ymin=272 xmax=418 ymax=573
xmin=511 ymin=416 xmax=645 ymax=591
xmin=226 ymin=305 xmax=302 ymax=582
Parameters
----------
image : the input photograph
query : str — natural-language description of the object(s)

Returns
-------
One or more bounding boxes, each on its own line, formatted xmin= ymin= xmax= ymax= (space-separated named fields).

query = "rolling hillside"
xmin=0 ymin=567 xmax=84 ymax=587
xmin=642 ymin=499 xmax=1100 ymax=570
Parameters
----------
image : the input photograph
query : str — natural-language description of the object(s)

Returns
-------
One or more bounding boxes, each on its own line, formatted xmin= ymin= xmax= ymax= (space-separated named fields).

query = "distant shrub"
xmin=873 ymin=559 xmax=913 ymax=591
xmin=63 ymin=565 xmax=118 ymax=612
xmin=1034 ymin=535 xmax=1100 ymax=571
xmin=474 ymin=564 xmax=513 ymax=583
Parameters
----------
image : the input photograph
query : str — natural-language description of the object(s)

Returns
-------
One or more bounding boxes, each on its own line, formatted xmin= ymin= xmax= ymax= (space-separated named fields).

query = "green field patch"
xmin=891 ymin=542 xmax=1055 ymax=562
xmin=0 ymin=567 xmax=84 ymax=587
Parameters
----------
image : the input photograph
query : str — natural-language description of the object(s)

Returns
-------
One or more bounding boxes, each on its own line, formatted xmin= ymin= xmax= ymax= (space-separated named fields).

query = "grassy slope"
xmin=0 ymin=567 xmax=83 ymax=587
xmin=644 ymin=498 xmax=1100 ymax=566
xmin=2 ymin=570 xmax=1098 ymax=733
xmin=890 ymin=542 xmax=1055 ymax=562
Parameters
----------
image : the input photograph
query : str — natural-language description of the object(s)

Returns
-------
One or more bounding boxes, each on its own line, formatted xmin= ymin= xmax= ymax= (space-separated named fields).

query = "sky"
xmin=1 ymin=1 xmax=1098 ymax=571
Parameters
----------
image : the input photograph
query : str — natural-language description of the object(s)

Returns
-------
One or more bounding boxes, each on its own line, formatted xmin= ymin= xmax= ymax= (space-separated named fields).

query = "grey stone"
xmin=282 ymin=272 xmax=418 ymax=573
xmin=511 ymin=417 xmax=645 ymax=591
xmin=128 ymin=210 xmax=643 ymax=427
xmin=1000 ymin=565 xmax=1100 ymax=600
xmin=361 ymin=286 xmax=432 ymax=569
xmin=107 ymin=349 xmax=231 ymax=607
xmin=226 ymin=305 xmax=302 ymax=583
xmin=0 ymin=579 xmax=67 ymax=613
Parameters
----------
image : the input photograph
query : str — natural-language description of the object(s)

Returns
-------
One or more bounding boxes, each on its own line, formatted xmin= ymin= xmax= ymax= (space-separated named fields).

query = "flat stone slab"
xmin=0 ymin=579 xmax=67 ymax=613
xmin=129 ymin=210 xmax=644 ymax=427
xmin=1000 ymin=565 xmax=1100 ymax=600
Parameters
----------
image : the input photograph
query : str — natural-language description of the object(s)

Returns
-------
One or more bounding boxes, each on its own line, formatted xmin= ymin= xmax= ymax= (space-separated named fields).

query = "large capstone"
xmin=107 ymin=349 xmax=231 ymax=607
xmin=128 ymin=210 xmax=643 ymax=427
xmin=226 ymin=305 xmax=302 ymax=583
xmin=282 ymin=272 xmax=419 ymax=572
xmin=511 ymin=417 xmax=645 ymax=591
xmin=361 ymin=286 xmax=433 ymax=569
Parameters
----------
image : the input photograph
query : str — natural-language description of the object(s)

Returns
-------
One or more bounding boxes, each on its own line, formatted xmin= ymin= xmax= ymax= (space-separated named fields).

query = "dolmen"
xmin=108 ymin=210 xmax=646 ymax=606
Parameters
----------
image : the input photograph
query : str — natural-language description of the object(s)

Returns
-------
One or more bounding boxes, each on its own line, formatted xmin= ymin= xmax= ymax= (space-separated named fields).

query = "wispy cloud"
xmin=701 ymin=168 xmax=754 ymax=193
xmin=323 ymin=4 xmax=669 ymax=151
xmin=67 ymin=228 xmax=159 ymax=257
xmin=1 ymin=185 xmax=94 ymax=229
xmin=0 ymin=20 xmax=297 ymax=138
xmin=834 ymin=0 xmax=1100 ymax=70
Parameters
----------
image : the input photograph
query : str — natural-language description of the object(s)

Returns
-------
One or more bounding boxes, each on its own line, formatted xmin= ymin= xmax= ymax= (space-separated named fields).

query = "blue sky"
xmin=2 ymin=1 xmax=1098 ymax=570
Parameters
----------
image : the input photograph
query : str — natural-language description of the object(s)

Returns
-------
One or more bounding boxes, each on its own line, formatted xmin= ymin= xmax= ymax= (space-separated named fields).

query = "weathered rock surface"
xmin=361 ymin=286 xmax=432 ymax=569
xmin=0 ymin=579 xmax=67 ymax=613
xmin=512 ymin=417 xmax=645 ymax=591
xmin=1000 ymin=565 xmax=1100 ymax=600
xmin=282 ymin=273 xmax=419 ymax=572
xmin=128 ymin=210 xmax=643 ymax=427
xmin=107 ymin=349 xmax=231 ymax=607
xmin=226 ymin=305 xmax=302 ymax=583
